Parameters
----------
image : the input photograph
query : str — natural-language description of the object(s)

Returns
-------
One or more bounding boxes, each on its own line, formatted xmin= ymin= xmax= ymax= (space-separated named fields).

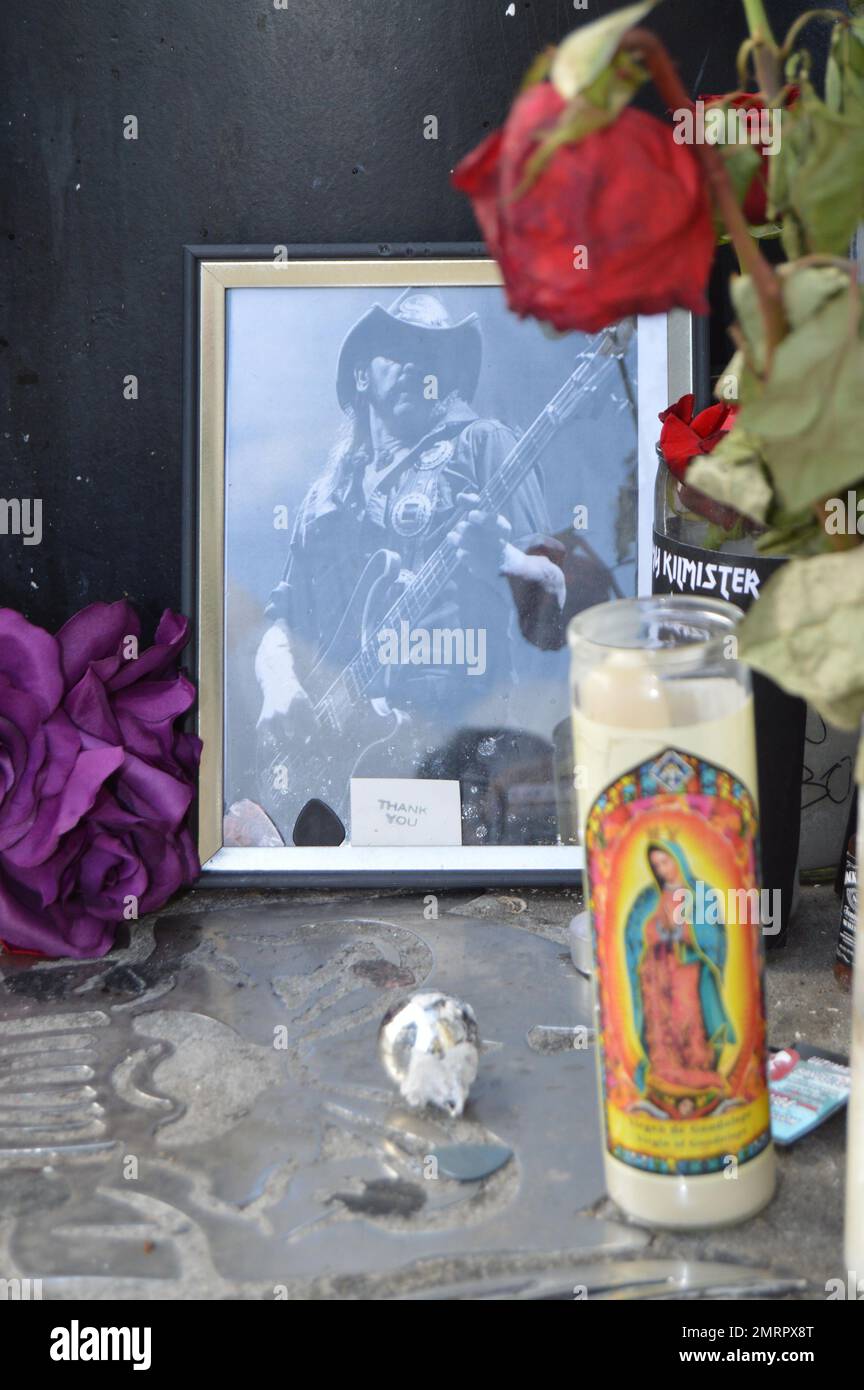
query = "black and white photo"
xmin=186 ymin=249 xmax=689 ymax=883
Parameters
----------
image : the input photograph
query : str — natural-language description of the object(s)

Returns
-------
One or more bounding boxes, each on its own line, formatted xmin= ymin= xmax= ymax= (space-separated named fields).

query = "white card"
xmin=349 ymin=778 xmax=463 ymax=847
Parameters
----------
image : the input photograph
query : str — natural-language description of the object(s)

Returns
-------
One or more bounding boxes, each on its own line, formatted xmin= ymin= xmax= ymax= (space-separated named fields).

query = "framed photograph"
xmin=183 ymin=244 xmax=697 ymax=885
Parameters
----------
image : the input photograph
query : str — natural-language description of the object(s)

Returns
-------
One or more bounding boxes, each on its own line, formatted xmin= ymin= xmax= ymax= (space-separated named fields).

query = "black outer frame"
xmin=181 ymin=242 xmax=707 ymax=890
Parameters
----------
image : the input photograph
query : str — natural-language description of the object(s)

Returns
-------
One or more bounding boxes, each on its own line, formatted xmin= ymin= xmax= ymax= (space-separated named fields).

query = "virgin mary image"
xmin=624 ymin=838 xmax=736 ymax=1118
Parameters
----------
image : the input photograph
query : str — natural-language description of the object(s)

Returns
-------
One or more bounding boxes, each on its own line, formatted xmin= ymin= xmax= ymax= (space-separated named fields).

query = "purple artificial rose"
xmin=57 ymin=602 xmax=200 ymax=825
xmin=0 ymin=609 xmax=125 ymax=954
xmin=2 ymin=791 xmax=200 ymax=956
xmin=0 ymin=603 xmax=200 ymax=959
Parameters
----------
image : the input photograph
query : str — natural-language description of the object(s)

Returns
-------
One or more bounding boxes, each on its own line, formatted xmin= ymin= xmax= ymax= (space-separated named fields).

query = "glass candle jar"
xmin=568 ymin=594 xmax=776 ymax=1228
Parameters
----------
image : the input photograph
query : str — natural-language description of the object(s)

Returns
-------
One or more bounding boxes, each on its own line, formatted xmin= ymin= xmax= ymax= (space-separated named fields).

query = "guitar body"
xmin=256 ymin=548 xmax=414 ymax=842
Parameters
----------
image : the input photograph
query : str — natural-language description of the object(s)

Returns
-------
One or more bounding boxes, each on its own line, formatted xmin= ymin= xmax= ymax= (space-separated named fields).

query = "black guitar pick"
xmin=292 ymin=798 xmax=346 ymax=847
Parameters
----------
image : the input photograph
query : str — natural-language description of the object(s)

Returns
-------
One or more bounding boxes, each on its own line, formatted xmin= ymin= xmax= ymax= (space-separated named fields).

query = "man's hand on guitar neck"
xmin=447 ymin=491 xmax=566 ymax=609
xmin=255 ymin=620 xmax=317 ymax=741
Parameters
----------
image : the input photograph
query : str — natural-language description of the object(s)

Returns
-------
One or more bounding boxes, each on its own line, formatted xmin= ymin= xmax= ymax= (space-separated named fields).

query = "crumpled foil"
xmin=378 ymin=991 xmax=480 ymax=1117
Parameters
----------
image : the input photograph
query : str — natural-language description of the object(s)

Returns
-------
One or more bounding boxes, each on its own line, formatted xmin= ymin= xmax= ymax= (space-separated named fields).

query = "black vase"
xmin=652 ymin=459 xmax=805 ymax=944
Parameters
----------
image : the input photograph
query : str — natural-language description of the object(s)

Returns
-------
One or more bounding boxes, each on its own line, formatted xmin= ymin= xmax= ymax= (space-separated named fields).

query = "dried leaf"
xmin=827 ymin=16 xmax=864 ymax=118
xmin=771 ymin=79 xmax=864 ymax=257
xmin=550 ymin=1 xmax=658 ymax=100
xmin=714 ymin=348 xmax=761 ymax=410
xmin=737 ymin=270 xmax=864 ymax=512
xmin=739 ymin=547 xmax=864 ymax=730
xmin=713 ymin=267 xmax=864 ymax=515
xmin=518 ymin=47 xmax=556 ymax=94
xmin=754 ymin=508 xmax=827 ymax=557
xmin=686 ymin=430 xmax=773 ymax=524
xmin=730 ymin=274 xmax=771 ymax=377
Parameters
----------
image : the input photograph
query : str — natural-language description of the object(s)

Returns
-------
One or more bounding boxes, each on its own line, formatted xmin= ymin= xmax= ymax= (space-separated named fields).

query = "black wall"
xmin=1 ymin=0 xmax=825 ymax=634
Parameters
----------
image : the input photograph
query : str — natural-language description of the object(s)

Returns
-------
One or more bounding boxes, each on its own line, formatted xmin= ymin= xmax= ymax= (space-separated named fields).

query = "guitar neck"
xmin=315 ymin=343 xmax=620 ymax=727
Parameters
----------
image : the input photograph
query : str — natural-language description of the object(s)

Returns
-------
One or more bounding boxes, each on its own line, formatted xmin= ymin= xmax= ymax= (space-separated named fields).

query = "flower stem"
xmin=619 ymin=28 xmax=786 ymax=369
xmin=742 ymin=0 xmax=776 ymax=46
xmin=741 ymin=0 xmax=783 ymax=99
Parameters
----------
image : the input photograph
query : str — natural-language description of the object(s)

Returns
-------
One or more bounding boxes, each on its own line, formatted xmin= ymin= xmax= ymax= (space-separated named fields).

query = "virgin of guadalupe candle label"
xmin=584 ymin=748 xmax=771 ymax=1176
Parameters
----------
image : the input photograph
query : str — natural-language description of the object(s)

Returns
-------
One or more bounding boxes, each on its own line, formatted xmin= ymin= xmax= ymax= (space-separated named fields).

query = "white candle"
xmin=570 ymin=598 xmax=776 ymax=1229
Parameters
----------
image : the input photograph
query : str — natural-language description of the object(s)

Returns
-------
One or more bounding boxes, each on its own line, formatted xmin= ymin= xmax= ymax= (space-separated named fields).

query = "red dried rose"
xmin=701 ymin=90 xmax=798 ymax=226
xmin=452 ymin=84 xmax=715 ymax=334
xmin=658 ymin=394 xmax=737 ymax=480
xmin=658 ymin=394 xmax=743 ymax=531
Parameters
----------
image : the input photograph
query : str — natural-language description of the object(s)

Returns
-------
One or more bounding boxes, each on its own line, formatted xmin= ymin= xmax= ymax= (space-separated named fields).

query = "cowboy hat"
xmin=336 ymin=288 xmax=482 ymax=411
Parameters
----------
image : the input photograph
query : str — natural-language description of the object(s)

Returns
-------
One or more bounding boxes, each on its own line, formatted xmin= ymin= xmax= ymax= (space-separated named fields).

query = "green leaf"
xmin=739 ymin=547 xmax=864 ymax=730
xmin=686 ymin=429 xmax=774 ymax=524
xmin=550 ymin=1 xmax=658 ymax=99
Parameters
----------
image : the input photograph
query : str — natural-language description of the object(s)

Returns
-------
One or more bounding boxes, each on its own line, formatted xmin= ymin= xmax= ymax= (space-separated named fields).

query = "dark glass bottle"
xmin=835 ymin=795 xmax=858 ymax=989
xmin=652 ymin=458 xmax=805 ymax=946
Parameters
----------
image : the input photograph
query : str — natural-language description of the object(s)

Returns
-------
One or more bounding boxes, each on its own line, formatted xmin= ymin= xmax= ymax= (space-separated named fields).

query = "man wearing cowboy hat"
xmin=254 ymin=288 xmax=570 ymax=822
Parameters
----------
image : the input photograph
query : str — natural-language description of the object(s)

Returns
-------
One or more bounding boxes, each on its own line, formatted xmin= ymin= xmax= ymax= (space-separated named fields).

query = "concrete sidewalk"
xmin=0 ymin=883 xmax=850 ymax=1299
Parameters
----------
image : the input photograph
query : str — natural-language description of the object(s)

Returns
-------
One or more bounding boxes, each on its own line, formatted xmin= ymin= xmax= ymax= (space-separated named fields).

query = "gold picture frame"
xmin=184 ymin=244 xmax=696 ymax=885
